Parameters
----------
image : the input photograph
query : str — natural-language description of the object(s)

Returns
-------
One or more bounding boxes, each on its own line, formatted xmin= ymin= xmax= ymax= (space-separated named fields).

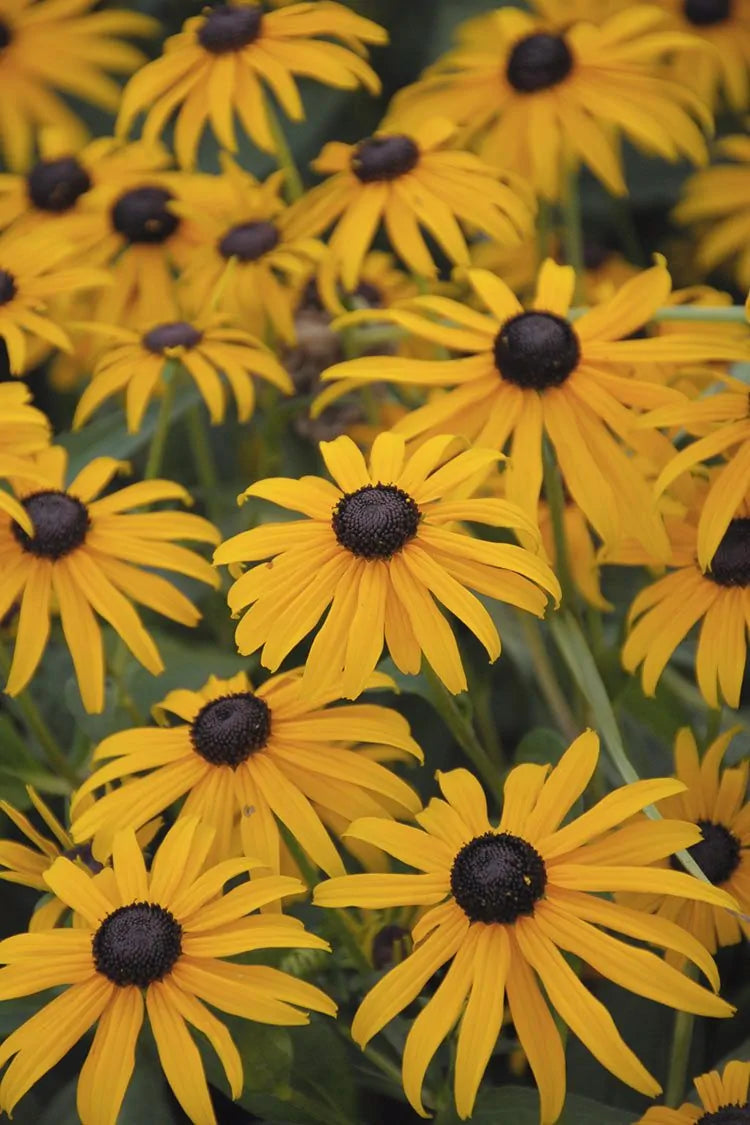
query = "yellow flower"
xmin=324 ymin=260 xmax=749 ymax=557
xmin=0 ymin=382 xmax=49 ymax=458
xmin=0 ymin=818 xmax=335 ymax=1125
xmin=70 ymin=667 xmax=422 ymax=876
xmin=660 ymin=0 xmax=750 ymax=112
xmin=214 ymin=431 xmax=560 ymax=698
xmin=675 ymin=135 xmax=750 ymax=290
xmin=638 ymin=1059 xmax=750 ymax=1123
xmin=314 ymin=731 xmax=736 ymax=1122
xmin=0 ymin=0 xmax=156 ymax=171
xmin=390 ymin=6 xmax=711 ymax=200
xmin=284 ymin=117 xmax=533 ymax=290
xmin=622 ymin=726 xmax=750 ymax=955
xmin=117 ymin=0 xmax=387 ymax=170
xmin=0 ymin=445 xmax=219 ymax=714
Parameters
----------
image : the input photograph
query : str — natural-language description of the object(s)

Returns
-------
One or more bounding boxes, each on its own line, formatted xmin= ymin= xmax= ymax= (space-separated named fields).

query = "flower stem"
xmin=542 ymin=440 xmax=578 ymax=617
xmin=561 ymin=163 xmax=585 ymax=301
xmin=665 ymin=969 xmax=697 ymax=1108
xmin=144 ymin=363 xmax=179 ymax=480
xmin=0 ymin=645 xmax=77 ymax=784
xmin=184 ymin=401 xmax=220 ymax=525
xmin=267 ymin=99 xmax=304 ymax=203
xmin=518 ymin=615 xmax=578 ymax=742
xmin=424 ymin=663 xmax=503 ymax=794
xmin=569 ymin=304 xmax=747 ymax=322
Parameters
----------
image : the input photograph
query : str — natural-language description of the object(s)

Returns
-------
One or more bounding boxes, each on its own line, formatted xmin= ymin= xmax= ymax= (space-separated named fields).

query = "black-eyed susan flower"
xmin=621 ymin=726 xmax=750 ymax=955
xmin=314 ymin=731 xmax=737 ymax=1122
xmin=214 ymin=432 xmax=560 ymax=699
xmin=675 ymin=135 xmax=750 ymax=290
xmin=324 ymin=260 xmax=749 ymax=557
xmin=0 ymin=445 xmax=219 ymax=715
xmin=0 ymin=382 xmax=49 ymax=458
xmin=117 ymin=0 xmax=387 ymax=170
xmin=177 ymin=160 xmax=324 ymax=345
xmin=638 ymin=1059 xmax=750 ymax=1124
xmin=390 ymin=6 xmax=712 ymax=200
xmin=70 ymin=668 xmax=422 ymax=876
xmin=0 ymin=0 xmax=156 ymax=171
xmin=661 ymin=0 xmax=750 ymax=113
xmin=284 ymin=117 xmax=533 ymax=290
xmin=0 ymin=818 xmax=335 ymax=1124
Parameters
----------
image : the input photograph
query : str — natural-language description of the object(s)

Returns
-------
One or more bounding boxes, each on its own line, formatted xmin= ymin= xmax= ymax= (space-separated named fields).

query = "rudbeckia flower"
xmin=0 ymin=383 xmax=49 ymax=457
xmin=0 ymin=818 xmax=335 ymax=1125
xmin=117 ymin=1 xmax=387 ymax=170
xmin=73 ymin=298 xmax=292 ymax=432
xmin=0 ymin=446 xmax=219 ymax=714
xmin=214 ymin=432 xmax=560 ymax=699
xmin=284 ymin=117 xmax=533 ymax=290
xmin=177 ymin=160 xmax=324 ymax=344
xmin=0 ymin=0 xmax=156 ymax=171
xmin=661 ymin=0 xmax=750 ymax=112
xmin=390 ymin=6 xmax=711 ymax=200
xmin=675 ymin=135 xmax=750 ymax=290
xmin=638 ymin=1059 xmax=750 ymax=1124
xmin=70 ymin=668 xmax=422 ymax=876
xmin=324 ymin=260 xmax=749 ymax=557
xmin=314 ymin=731 xmax=736 ymax=1122
xmin=622 ymin=726 xmax=750 ymax=954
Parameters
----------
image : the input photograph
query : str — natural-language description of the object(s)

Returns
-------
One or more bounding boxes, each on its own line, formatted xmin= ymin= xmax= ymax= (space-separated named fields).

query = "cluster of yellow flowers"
xmin=0 ymin=1 xmax=747 ymax=1124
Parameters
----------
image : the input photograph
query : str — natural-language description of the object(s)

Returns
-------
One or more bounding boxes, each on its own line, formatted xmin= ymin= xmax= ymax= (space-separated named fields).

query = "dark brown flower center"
xmin=697 ymin=1106 xmax=750 ymax=1125
xmin=707 ymin=519 xmax=750 ymax=587
xmin=0 ymin=21 xmax=12 ymax=49
xmin=0 ymin=269 xmax=16 ymax=305
xmin=684 ymin=0 xmax=731 ymax=25
xmin=670 ymin=820 xmax=742 ymax=885
xmin=219 ymin=220 xmax=279 ymax=262
xmin=351 ymin=281 xmax=384 ymax=308
xmin=190 ymin=692 xmax=271 ymax=767
xmin=352 ymin=136 xmax=420 ymax=183
xmin=332 ymin=484 xmax=420 ymax=559
xmin=111 ymin=186 xmax=179 ymax=244
xmin=93 ymin=902 xmax=182 ymax=987
xmin=506 ymin=33 xmax=574 ymax=93
xmin=493 ymin=311 xmax=580 ymax=390
xmin=198 ymin=4 xmax=263 ymax=53
xmin=12 ymin=491 xmax=89 ymax=559
xmin=143 ymin=321 xmax=203 ymax=352
xmin=27 ymin=157 xmax=91 ymax=213
xmin=451 ymin=831 xmax=547 ymax=924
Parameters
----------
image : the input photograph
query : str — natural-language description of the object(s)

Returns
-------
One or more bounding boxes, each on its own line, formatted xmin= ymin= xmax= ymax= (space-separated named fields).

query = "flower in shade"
xmin=389 ymin=7 xmax=711 ymax=200
xmin=72 ymin=298 xmax=292 ymax=432
xmin=314 ymin=731 xmax=737 ymax=1122
xmin=0 ymin=445 xmax=219 ymax=714
xmin=661 ymin=0 xmax=750 ymax=113
xmin=284 ymin=117 xmax=533 ymax=290
xmin=323 ymin=260 xmax=749 ymax=557
xmin=637 ymin=1059 xmax=750 ymax=1124
xmin=675 ymin=135 xmax=750 ymax=290
xmin=70 ymin=668 xmax=423 ymax=877
xmin=117 ymin=1 xmax=386 ymax=170
xmin=0 ymin=818 xmax=335 ymax=1125
xmin=177 ymin=159 xmax=325 ymax=345
xmin=214 ymin=431 xmax=560 ymax=698
xmin=621 ymin=726 xmax=750 ymax=956
xmin=0 ymin=0 xmax=156 ymax=171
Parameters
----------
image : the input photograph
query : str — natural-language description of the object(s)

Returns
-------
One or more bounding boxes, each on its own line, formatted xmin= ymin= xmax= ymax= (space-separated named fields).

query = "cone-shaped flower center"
xmin=27 ymin=157 xmax=92 ymax=213
xmin=111 ymin=186 xmax=179 ymax=244
xmin=219 ymin=220 xmax=279 ymax=262
xmin=506 ymin=33 xmax=574 ymax=93
xmin=352 ymin=136 xmax=420 ymax=183
xmin=0 ymin=269 xmax=16 ymax=305
xmin=143 ymin=321 xmax=203 ymax=353
xmin=12 ymin=491 xmax=90 ymax=559
xmin=332 ymin=484 xmax=420 ymax=559
xmin=697 ymin=1106 xmax=750 ymax=1125
xmin=0 ymin=21 xmax=12 ymax=49
xmin=494 ymin=311 xmax=580 ymax=390
xmin=683 ymin=0 xmax=731 ymax=25
xmin=198 ymin=4 xmax=263 ymax=53
xmin=671 ymin=820 xmax=741 ymax=885
xmin=451 ymin=831 xmax=547 ymax=924
xmin=190 ymin=692 xmax=271 ymax=767
xmin=707 ymin=518 xmax=750 ymax=587
xmin=93 ymin=902 xmax=182 ymax=987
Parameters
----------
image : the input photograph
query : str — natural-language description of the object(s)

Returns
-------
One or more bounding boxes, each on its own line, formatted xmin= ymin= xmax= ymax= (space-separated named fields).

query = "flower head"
xmin=638 ymin=1059 xmax=750 ymax=1124
xmin=661 ymin=0 xmax=750 ymax=112
xmin=314 ymin=731 xmax=736 ymax=1121
xmin=675 ymin=135 xmax=750 ymax=290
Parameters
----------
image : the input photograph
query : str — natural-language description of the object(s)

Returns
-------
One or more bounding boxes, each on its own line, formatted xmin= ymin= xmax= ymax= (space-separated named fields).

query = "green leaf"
xmin=200 ymin=1014 xmax=292 ymax=1103
xmin=436 ymin=1085 xmax=635 ymax=1124
xmin=515 ymin=727 xmax=569 ymax=768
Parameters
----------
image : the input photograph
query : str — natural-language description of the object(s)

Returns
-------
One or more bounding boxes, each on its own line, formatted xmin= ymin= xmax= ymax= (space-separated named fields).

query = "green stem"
xmin=267 ymin=98 xmax=304 ymax=203
xmin=0 ymin=645 xmax=77 ymax=784
xmin=184 ymin=402 xmax=220 ymax=525
xmin=518 ymin=616 xmax=579 ymax=742
xmin=569 ymin=304 xmax=747 ymax=322
xmin=665 ymin=968 xmax=697 ymax=1108
xmin=561 ymin=164 xmax=585 ymax=301
xmin=542 ymin=441 xmax=578 ymax=616
xmin=143 ymin=364 xmax=179 ymax=480
xmin=424 ymin=663 xmax=503 ymax=794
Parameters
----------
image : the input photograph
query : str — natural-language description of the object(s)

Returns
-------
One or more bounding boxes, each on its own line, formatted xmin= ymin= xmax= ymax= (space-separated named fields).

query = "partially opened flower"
xmin=70 ymin=668 xmax=423 ymax=877
xmin=638 ymin=1059 xmax=750 ymax=1124
xmin=314 ymin=731 xmax=736 ymax=1122
xmin=0 ymin=446 xmax=219 ymax=714
xmin=284 ymin=117 xmax=533 ymax=290
xmin=675 ymin=135 xmax=750 ymax=290
xmin=117 ymin=1 xmax=387 ymax=169
xmin=0 ymin=818 xmax=335 ymax=1125
xmin=214 ymin=432 xmax=560 ymax=699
